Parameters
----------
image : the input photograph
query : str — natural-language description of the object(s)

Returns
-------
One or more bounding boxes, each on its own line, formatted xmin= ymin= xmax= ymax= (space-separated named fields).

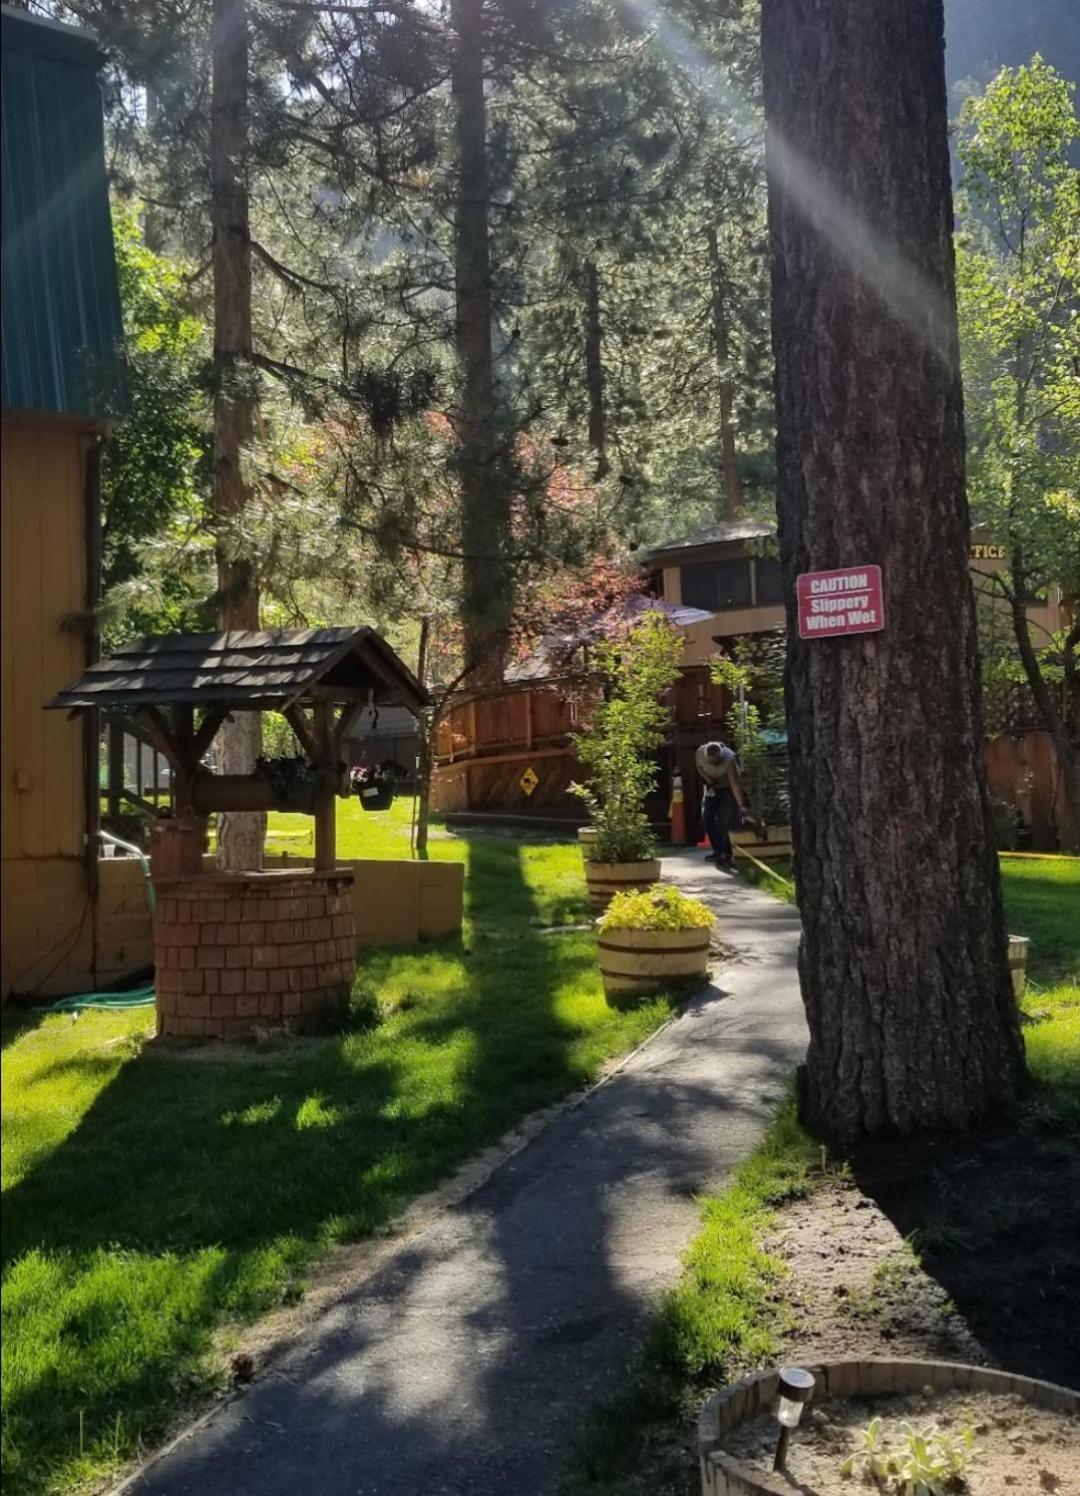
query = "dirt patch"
xmin=723 ymin=1388 xmax=1080 ymax=1495
xmin=766 ymin=1180 xmax=985 ymax=1368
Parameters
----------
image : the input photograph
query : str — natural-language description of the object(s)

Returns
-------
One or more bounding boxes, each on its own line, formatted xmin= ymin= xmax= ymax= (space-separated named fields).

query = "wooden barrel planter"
xmin=1008 ymin=934 xmax=1029 ymax=998
xmin=698 ymin=1359 xmax=1080 ymax=1496
xmin=584 ymin=858 xmax=660 ymax=910
xmin=598 ymin=923 xmax=710 ymax=1001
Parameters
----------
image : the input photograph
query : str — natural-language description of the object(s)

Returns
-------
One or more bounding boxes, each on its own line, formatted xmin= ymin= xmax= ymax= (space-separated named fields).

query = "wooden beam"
xmin=312 ymin=701 xmax=336 ymax=871
xmin=134 ymin=707 xmax=186 ymax=773
xmin=191 ymin=772 xmax=276 ymax=814
xmin=171 ymin=704 xmax=195 ymax=759
xmin=432 ymin=743 xmax=569 ymax=770
xmin=192 ymin=707 xmax=229 ymax=764
xmin=283 ymin=704 xmax=320 ymax=762
xmin=300 ymin=684 xmax=381 ymax=704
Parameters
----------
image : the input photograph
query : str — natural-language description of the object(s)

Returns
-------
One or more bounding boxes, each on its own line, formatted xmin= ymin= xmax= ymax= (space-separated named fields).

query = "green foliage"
xmin=572 ymin=613 xmax=684 ymax=862
xmin=710 ymin=633 xmax=788 ymax=824
xmin=839 ymin=1416 xmax=976 ymax=1494
xmin=599 ymin=885 xmax=713 ymax=932
xmin=955 ymin=60 xmax=1080 ymax=789
xmin=98 ymin=206 xmax=213 ymax=649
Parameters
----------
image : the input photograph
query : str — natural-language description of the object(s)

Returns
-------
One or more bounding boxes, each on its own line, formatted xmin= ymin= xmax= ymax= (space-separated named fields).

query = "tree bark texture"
xmin=451 ymin=0 xmax=508 ymax=683
xmin=212 ymin=0 xmax=264 ymax=870
xmin=706 ymin=226 xmax=744 ymax=521
xmin=761 ymin=0 xmax=1024 ymax=1141
xmin=583 ymin=259 xmax=610 ymax=480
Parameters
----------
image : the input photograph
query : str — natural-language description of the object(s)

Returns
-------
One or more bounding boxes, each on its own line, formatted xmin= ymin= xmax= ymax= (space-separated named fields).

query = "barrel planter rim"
xmin=584 ymin=858 xmax=662 ymax=911
xmin=698 ymin=1359 xmax=1080 ymax=1495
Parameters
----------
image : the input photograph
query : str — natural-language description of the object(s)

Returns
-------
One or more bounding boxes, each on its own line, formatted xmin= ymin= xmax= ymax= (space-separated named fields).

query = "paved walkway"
xmin=129 ymin=851 xmax=806 ymax=1496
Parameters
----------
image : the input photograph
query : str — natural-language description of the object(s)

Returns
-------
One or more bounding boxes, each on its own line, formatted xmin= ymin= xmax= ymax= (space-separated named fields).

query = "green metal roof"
xmin=1 ymin=6 xmax=123 ymax=418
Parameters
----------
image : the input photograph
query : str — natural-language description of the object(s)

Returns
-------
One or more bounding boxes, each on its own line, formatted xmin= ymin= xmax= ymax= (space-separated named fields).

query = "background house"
xmin=0 ymin=7 xmax=139 ymax=1000
xmin=642 ymin=520 xmax=1070 ymax=848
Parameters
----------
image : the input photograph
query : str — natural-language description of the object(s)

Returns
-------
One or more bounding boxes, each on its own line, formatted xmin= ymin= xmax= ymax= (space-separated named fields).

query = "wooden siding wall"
xmin=1 ymin=420 xmax=91 ymax=997
xmin=984 ymin=731 xmax=1064 ymax=851
xmin=429 ymin=670 xmax=732 ymax=819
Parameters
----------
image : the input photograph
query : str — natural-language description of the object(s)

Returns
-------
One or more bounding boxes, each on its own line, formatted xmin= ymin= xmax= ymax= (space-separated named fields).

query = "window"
xmin=754 ymin=556 xmax=785 ymax=606
xmin=680 ymin=559 xmax=752 ymax=611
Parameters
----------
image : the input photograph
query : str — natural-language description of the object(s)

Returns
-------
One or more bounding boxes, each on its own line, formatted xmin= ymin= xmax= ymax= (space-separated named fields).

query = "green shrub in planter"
xmin=571 ymin=613 xmax=683 ymax=865
xmin=597 ymin=886 xmax=714 ymax=1003
xmin=600 ymin=885 xmax=714 ymax=932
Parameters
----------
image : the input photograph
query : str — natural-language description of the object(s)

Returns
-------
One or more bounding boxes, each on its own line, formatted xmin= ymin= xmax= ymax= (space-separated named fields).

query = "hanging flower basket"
xmin=257 ymin=756 xmax=326 ymax=814
xmin=352 ymin=765 xmax=396 ymax=812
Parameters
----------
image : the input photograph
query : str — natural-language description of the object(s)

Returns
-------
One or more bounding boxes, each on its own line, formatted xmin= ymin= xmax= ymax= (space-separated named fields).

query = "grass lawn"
xmin=2 ymin=801 xmax=676 ymax=1496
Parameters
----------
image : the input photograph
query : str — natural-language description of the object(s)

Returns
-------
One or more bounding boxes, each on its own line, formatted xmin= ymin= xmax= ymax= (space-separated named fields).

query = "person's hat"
xmin=703 ymin=741 xmax=724 ymax=758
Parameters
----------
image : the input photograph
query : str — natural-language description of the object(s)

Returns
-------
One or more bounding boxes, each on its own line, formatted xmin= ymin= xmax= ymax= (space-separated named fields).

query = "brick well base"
xmin=153 ymin=870 xmax=356 ymax=1039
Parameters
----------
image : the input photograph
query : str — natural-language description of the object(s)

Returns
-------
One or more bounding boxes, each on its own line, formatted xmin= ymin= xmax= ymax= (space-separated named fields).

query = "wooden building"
xmin=429 ymin=600 xmax=738 ymax=839
xmin=431 ymin=519 xmax=1072 ymax=848
xmin=1 ymin=9 xmax=125 ymax=999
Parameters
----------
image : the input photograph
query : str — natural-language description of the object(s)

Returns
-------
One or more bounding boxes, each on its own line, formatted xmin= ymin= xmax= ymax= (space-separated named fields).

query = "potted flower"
xmin=571 ymin=612 xmax=684 ymax=909
xmin=257 ymin=755 xmax=329 ymax=814
xmin=352 ymin=763 xmax=396 ymax=812
xmin=597 ymin=885 xmax=714 ymax=1002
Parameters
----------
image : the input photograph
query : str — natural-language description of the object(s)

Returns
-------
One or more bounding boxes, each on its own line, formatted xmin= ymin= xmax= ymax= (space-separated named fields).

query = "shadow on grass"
xmin=1 ymin=834 xmax=680 ymax=1494
xmin=849 ymin=989 xmax=1080 ymax=1393
xmin=1 ymin=1009 xmax=45 ymax=1053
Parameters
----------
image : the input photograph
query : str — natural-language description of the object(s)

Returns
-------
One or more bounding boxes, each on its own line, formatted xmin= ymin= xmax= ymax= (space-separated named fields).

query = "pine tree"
xmin=762 ymin=0 xmax=1025 ymax=1139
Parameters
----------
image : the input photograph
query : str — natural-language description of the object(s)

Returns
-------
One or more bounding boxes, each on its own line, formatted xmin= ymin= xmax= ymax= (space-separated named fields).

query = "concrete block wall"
xmin=266 ymin=855 xmax=465 ymax=947
xmin=2 ymin=853 xmax=462 ymax=1004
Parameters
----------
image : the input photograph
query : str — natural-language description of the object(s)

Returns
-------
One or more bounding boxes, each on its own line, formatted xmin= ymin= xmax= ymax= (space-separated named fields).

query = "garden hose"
xmin=733 ymin=843 xmax=796 ymax=896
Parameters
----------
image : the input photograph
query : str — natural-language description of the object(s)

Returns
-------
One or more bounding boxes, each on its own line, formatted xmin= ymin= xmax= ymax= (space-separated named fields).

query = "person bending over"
xmin=695 ymin=739 xmax=746 ymax=869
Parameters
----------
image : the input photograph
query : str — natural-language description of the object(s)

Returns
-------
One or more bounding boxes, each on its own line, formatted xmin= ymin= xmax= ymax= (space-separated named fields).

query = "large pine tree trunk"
xmin=761 ymin=0 xmax=1024 ymax=1141
xmin=706 ymin=226 xmax=743 ymax=522
xmin=212 ymin=0 xmax=264 ymax=870
xmin=451 ymin=0 xmax=507 ymax=683
xmin=583 ymin=259 xmax=609 ymax=481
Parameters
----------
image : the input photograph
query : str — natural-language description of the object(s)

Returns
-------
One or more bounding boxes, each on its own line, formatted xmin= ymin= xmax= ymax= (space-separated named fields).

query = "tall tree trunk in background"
xmin=583 ymin=259 xmax=609 ymax=481
xmin=1007 ymin=563 xmax=1080 ymax=853
xmin=414 ymin=616 xmax=432 ymax=861
xmin=451 ymin=0 xmax=507 ymax=683
xmin=706 ymin=226 xmax=743 ymax=522
xmin=212 ymin=0 xmax=264 ymax=870
xmin=761 ymin=0 xmax=1024 ymax=1141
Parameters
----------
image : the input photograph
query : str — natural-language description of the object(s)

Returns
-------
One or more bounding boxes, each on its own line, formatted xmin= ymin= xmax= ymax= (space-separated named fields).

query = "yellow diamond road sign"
xmin=520 ymin=766 xmax=539 ymax=797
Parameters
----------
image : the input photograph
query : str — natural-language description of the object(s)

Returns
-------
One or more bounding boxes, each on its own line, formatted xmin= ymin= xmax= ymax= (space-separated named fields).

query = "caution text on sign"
xmin=797 ymin=565 xmax=884 ymax=640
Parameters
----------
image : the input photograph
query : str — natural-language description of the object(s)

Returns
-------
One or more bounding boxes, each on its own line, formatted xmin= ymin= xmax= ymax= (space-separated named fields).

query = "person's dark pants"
xmin=702 ymin=788 xmax=740 ymax=863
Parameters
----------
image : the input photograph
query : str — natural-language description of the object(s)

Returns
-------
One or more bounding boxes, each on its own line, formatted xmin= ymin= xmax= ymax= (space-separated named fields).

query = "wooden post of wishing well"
xmin=313 ymin=700 xmax=336 ymax=871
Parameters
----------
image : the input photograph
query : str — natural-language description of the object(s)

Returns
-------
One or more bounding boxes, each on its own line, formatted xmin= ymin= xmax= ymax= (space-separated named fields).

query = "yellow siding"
xmin=1 ymin=418 xmax=90 ymax=999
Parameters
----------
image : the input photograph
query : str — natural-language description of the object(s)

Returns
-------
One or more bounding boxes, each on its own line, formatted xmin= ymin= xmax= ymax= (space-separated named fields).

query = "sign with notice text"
xmin=797 ymin=565 xmax=884 ymax=640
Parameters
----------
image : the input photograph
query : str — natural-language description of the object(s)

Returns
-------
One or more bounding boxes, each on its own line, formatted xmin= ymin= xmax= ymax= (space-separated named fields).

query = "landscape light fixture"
xmin=772 ymin=1366 xmax=816 ymax=1471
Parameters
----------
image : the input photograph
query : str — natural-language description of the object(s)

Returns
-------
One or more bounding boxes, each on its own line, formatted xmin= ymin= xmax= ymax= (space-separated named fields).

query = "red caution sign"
xmin=797 ymin=565 xmax=884 ymax=640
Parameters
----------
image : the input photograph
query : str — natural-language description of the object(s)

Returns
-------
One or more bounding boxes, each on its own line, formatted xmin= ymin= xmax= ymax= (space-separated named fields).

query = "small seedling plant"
xmin=840 ymin=1415 xmax=976 ymax=1494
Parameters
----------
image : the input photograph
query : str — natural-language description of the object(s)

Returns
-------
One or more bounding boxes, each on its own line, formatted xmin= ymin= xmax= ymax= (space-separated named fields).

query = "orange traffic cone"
xmin=669 ymin=771 xmax=689 ymax=845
